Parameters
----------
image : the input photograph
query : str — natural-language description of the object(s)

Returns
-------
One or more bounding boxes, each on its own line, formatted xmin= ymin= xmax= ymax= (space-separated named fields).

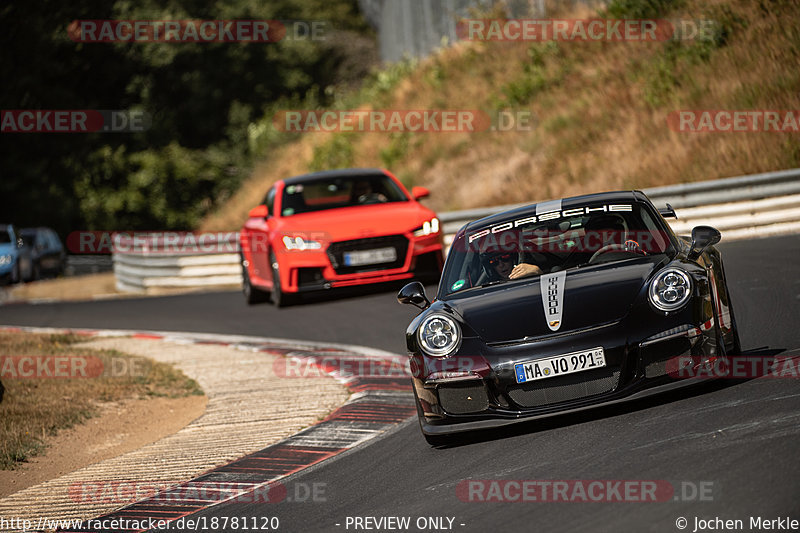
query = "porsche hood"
xmin=448 ymin=260 xmax=660 ymax=344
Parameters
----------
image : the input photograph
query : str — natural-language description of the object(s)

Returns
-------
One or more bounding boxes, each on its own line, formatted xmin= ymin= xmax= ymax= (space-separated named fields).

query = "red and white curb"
xmin=0 ymin=326 xmax=415 ymax=533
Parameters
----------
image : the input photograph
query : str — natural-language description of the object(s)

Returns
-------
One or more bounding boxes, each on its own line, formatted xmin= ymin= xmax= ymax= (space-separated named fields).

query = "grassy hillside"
xmin=199 ymin=0 xmax=800 ymax=231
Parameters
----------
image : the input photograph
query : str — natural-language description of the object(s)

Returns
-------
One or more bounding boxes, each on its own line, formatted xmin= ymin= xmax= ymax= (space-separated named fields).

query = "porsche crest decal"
xmin=541 ymin=271 xmax=567 ymax=331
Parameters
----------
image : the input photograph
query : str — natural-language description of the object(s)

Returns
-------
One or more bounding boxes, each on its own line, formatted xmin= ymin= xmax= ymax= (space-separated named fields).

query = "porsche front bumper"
xmin=413 ymin=313 xmax=721 ymax=436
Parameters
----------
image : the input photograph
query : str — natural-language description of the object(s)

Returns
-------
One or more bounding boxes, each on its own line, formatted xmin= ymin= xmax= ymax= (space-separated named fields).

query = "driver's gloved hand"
xmin=623 ymin=240 xmax=643 ymax=253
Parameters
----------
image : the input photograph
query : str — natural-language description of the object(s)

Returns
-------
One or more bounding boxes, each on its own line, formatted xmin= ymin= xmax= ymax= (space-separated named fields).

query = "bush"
xmin=309 ymin=134 xmax=355 ymax=172
xmin=604 ymin=0 xmax=681 ymax=19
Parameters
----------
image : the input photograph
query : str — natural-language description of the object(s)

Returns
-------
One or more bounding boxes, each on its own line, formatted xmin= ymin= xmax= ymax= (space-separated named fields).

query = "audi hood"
xmin=278 ymin=201 xmax=435 ymax=242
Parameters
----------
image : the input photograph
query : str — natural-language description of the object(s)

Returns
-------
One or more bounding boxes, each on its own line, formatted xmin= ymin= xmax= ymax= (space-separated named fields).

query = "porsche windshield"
xmin=280 ymin=174 xmax=408 ymax=216
xmin=441 ymin=201 xmax=674 ymax=295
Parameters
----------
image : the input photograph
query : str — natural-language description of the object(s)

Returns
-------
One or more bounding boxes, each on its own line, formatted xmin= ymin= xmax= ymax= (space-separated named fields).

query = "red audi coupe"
xmin=239 ymin=168 xmax=444 ymax=306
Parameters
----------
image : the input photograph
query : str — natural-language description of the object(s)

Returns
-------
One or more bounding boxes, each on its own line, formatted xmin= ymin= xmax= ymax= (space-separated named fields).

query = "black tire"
xmin=22 ymin=262 xmax=33 ymax=282
xmin=423 ymin=432 xmax=451 ymax=447
xmin=242 ymin=259 xmax=269 ymax=305
xmin=270 ymin=252 xmax=294 ymax=308
xmin=727 ymin=289 xmax=742 ymax=355
xmin=708 ymin=287 xmax=738 ymax=382
xmin=717 ymin=260 xmax=742 ymax=355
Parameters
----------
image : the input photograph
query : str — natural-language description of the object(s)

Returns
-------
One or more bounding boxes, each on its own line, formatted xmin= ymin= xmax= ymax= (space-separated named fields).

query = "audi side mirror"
xmin=248 ymin=205 xmax=269 ymax=219
xmin=411 ymin=186 xmax=430 ymax=200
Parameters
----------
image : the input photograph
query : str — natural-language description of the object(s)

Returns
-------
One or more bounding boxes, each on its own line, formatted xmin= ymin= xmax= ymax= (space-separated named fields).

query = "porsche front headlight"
xmin=417 ymin=314 xmax=461 ymax=357
xmin=649 ymin=267 xmax=692 ymax=312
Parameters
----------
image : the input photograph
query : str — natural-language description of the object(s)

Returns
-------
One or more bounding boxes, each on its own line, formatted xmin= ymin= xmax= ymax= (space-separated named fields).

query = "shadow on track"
xmin=245 ymin=280 xmax=439 ymax=308
xmin=427 ymin=346 xmax=788 ymax=449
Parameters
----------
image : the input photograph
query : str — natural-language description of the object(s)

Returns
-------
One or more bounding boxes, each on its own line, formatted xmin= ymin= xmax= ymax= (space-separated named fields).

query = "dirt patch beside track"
xmin=0 ymin=333 xmax=350 ymax=526
xmin=0 ymin=395 xmax=206 ymax=499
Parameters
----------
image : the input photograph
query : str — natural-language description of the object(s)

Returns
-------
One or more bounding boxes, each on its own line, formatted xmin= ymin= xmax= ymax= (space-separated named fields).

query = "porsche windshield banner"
xmin=467 ymin=203 xmax=633 ymax=244
xmin=541 ymin=271 xmax=567 ymax=331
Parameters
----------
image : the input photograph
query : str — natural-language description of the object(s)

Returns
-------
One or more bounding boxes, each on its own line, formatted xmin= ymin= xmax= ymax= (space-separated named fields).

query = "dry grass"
xmin=5 ymin=273 xmax=121 ymax=303
xmin=3 ymin=272 xmax=240 ymax=302
xmin=0 ymin=332 xmax=203 ymax=469
xmin=199 ymin=0 xmax=800 ymax=231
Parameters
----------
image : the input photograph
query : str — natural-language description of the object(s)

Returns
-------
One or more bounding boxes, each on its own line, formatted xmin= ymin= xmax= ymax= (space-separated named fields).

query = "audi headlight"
xmin=417 ymin=314 xmax=461 ymax=357
xmin=649 ymin=267 xmax=692 ymax=312
xmin=413 ymin=217 xmax=440 ymax=237
xmin=282 ymin=236 xmax=322 ymax=251
xmin=0 ymin=255 xmax=12 ymax=266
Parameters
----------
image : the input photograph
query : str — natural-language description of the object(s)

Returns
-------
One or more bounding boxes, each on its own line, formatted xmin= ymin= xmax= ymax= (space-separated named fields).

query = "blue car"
xmin=19 ymin=227 xmax=66 ymax=280
xmin=0 ymin=224 xmax=22 ymax=285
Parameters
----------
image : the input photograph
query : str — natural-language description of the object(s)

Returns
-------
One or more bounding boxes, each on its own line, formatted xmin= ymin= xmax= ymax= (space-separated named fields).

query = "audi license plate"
xmin=514 ymin=347 xmax=605 ymax=383
xmin=343 ymin=247 xmax=397 ymax=267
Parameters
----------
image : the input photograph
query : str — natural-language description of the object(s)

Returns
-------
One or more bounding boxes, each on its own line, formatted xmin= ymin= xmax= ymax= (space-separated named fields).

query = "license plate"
xmin=514 ymin=347 xmax=606 ymax=384
xmin=343 ymin=247 xmax=397 ymax=266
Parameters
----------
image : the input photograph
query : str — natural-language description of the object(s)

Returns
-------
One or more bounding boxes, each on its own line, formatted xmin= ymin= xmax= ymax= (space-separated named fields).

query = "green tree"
xmin=0 ymin=0 xmax=374 ymax=235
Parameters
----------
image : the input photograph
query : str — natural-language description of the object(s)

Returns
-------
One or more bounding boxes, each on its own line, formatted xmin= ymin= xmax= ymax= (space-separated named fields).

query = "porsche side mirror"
xmin=248 ymin=204 xmax=269 ymax=219
xmin=688 ymin=225 xmax=721 ymax=260
xmin=411 ymin=186 xmax=430 ymax=200
xmin=397 ymin=281 xmax=430 ymax=310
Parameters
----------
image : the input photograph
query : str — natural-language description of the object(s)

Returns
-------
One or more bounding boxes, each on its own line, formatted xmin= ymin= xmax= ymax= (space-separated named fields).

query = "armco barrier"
xmin=112 ymin=168 xmax=800 ymax=293
xmin=65 ymin=255 xmax=113 ymax=277
xmin=439 ymin=168 xmax=800 ymax=247
xmin=113 ymin=233 xmax=241 ymax=293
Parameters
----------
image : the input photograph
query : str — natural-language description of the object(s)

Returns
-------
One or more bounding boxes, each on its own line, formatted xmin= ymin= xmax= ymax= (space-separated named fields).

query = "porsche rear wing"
xmin=659 ymin=203 xmax=677 ymax=219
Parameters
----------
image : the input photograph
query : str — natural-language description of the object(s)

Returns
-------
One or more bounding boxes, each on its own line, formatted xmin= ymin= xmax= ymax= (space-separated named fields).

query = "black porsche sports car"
xmin=398 ymin=191 xmax=741 ymax=445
